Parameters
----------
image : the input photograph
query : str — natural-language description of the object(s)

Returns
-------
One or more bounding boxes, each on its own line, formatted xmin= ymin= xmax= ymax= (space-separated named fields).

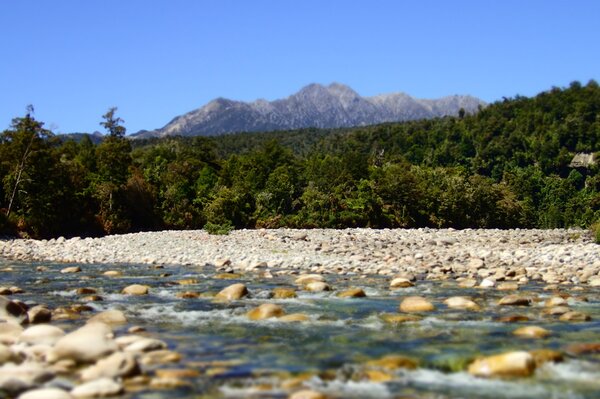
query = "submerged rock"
xmin=247 ymin=304 xmax=284 ymax=320
xmin=272 ymin=288 xmax=297 ymax=299
xmin=468 ymin=351 xmax=536 ymax=378
xmin=444 ymin=296 xmax=480 ymax=311
xmin=513 ymin=326 xmax=551 ymax=339
xmin=337 ymin=288 xmax=366 ymax=298
xmin=389 ymin=277 xmax=414 ymax=288
xmin=121 ymin=284 xmax=149 ymax=295
xmin=498 ymin=295 xmax=531 ymax=306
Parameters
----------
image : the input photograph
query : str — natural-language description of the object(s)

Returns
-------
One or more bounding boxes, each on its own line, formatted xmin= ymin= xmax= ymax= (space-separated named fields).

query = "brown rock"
xmin=215 ymin=273 xmax=242 ymax=279
xmin=497 ymin=315 xmax=530 ymax=323
xmin=389 ymin=278 xmax=414 ymax=289
xmin=381 ymin=314 xmax=422 ymax=324
xmin=528 ymin=349 xmax=563 ymax=366
xmin=294 ymin=274 xmax=325 ymax=285
xmin=513 ymin=326 xmax=551 ymax=339
xmin=565 ymin=343 xmax=600 ymax=355
xmin=87 ymin=310 xmax=127 ymax=325
xmin=121 ymin=284 xmax=150 ymax=295
xmin=305 ymin=282 xmax=330 ymax=292
xmin=559 ymin=311 xmax=591 ymax=322
xmin=272 ymin=288 xmax=297 ymax=299
xmin=76 ymin=288 xmax=97 ymax=295
xmin=399 ymin=296 xmax=435 ymax=313
xmin=215 ymin=283 xmax=248 ymax=301
xmin=444 ymin=296 xmax=480 ymax=311
xmin=176 ymin=291 xmax=199 ymax=299
xmin=365 ymin=354 xmax=418 ymax=370
xmin=279 ymin=313 xmax=309 ymax=323
xmin=337 ymin=288 xmax=366 ymax=298
xmin=154 ymin=369 xmax=200 ymax=379
xmin=468 ymin=351 xmax=536 ymax=378
xmin=27 ymin=305 xmax=51 ymax=324
xmin=247 ymin=304 xmax=284 ymax=320
xmin=498 ymin=295 xmax=531 ymax=306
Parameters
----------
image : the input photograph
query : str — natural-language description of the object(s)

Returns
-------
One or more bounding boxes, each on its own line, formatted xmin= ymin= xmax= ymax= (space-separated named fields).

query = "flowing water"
xmin=2 ymin=259 xmax=600 ymax=398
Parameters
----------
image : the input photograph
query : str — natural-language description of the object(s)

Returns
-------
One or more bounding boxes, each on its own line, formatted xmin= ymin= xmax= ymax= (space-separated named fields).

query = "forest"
xmin=0 ymin=81 xmax=599 ymax=239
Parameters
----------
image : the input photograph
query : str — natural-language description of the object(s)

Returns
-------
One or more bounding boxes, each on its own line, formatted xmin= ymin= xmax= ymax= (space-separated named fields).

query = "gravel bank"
xmin=1 ymin=228 xmax=599 ymax=285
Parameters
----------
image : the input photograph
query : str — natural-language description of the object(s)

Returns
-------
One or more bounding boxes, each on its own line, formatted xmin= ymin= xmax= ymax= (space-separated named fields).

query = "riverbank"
xmin=1 ymin=228 xmax=599 ymax=285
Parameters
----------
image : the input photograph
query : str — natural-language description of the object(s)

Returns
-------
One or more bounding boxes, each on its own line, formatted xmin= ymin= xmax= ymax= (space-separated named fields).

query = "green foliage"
xmin=591 ymin=221 xmax=600 ymax=244
xmin=204 ymin=221 xmax=234 ymax=235
xmin=0 ymin=81 xmax=598 ymax=237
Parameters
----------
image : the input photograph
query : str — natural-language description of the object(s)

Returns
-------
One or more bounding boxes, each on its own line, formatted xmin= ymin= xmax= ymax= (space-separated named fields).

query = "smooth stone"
xmin=458 ymin=279 xmax=477 ymax=288
xmin=559 ymin=311 xmax=591 ymax=322
xmin=513 ymin=326 xmax=551 ymax=339
xmin=305 ymin=282 xmax=330 ymax=292
xmin=588 ymin=277 xmax=600 ymax=287
xmin=337 ymin=288 xmax=366 ymax=298
xmin=497 ymin=282 xmax=519 ymax=291
xmin=0 ymin=362 xmax=55 ymax=391
xmin=528 ymin=349 xmax=564 ymax=366
xmin=139 ymin=350 xmax=182 ymax=365
xmin=247 ymin=304 xmax=284 ymax=320
xmin=365 ymin=354 xmax=418 ymax=370
xmin=215 ymin=273 xmax=242 ymax=279
xmin=389 ymin=278 xmax=414 ymax=288
xmin=20 ymin=325 xmax=65 ymax=346
xmin=149 ymin=377 xmax=192 ymax=389
xmin=479 ymin=278 xmax=495 ymax=288
xmin=0 ymin=322 xmax=24 ymax=345
xmin=278 ymin=313 xmax=310 ymax=323
xmin=49 ymin=323 xmax=117 ymax=364
xmin=154 ymin=369 xmax=200 ymax=379
xmin=0 ymin=343 xmax=13 ymax=364
xmin=468 ymin=351 xmax=536 ymax=378
xmin=71 ymin=378 xmax=123 ymax=398
xmin=294 ymin=274 xmax=325 ymax=285
xmin=215 ymin=283 xmax=248 ymax=301
xmin=18 ymin=388 xmax=73 ymax=399
xmin=176 ymin=291 xmax=199 ymax=299
xmin=80 ymin=352 xmax=140 ymax=381
xmin=0 ymin=295 xmax=29 ymax=325
xmin=124 ymin=338 xmax=167 ymax=353
xmin=60 ymin=267 xmax=81 ymax=274
xmin=545 ymin=296 xmax=567 ymax=307
xmin=288 ymin=390 xmax=327 ymax=399
xmin=381 ymin=314 xmax=422 ymax=324
xmin=498 ymin=295 xmax=531 ymax=306
xmin=87 ymin=310 xmax=127 ymax=325
xmin=121 ymin=284 xmax=149 ymax=295
xmin=444 ymin=296 xmax=480 ymax=311
xmin=543 ymin=306 xmax=571 ymax=316
xmin=82 ymin=295 xmax=103 ymax=302
xmin=399 ymin=296 xmax=435 ymax=313
xmin=27 ymin=306 xmax=52 ymax=324
xmin=272 ymin=288 xmax=297 ymax=299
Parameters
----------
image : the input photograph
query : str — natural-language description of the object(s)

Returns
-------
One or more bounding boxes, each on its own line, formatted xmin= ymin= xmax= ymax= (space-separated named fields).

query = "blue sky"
xmin=1 ymin=0 xmax=599 ymax=134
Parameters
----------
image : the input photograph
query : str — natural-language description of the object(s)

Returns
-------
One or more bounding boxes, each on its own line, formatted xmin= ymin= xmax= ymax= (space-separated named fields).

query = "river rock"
xmin=87 ymin=310 xmax=127 ymax=325
xmin=71 ymin=378 xmax=123 ymax=398
xmin=121 ymin=284 xmax=149 ymax=295
xmin=49 ymin=323 xmax=117 ymax=364
xmin=559 ymin=311 xmax=591 ymax=322
xmin=1 ymin=295 xmax=29 ymax=325
xmin=0 ymin=362 xmax=55 ymax=393
xmin=80 ymin=352 xmax=140 ymax=381
xmin=19 ymin=324 xmax=65 ymax=346
xmin=399 ymin=296 xmax=435 ymax=313
xmin=528 ymin=349 xmax=564 ymax=366
xmin=289 ymin=390 xmax=327 ymax=399
xmin=272 ymin=288 xmax=297 ymax=299
xmin=468 ymin=351 xmax=536 ymax=378
xmin=102 ymin=271 xmax=122 ymax=277
xmin=389 ymin=278 xmax=414 ymax=288
xmin=139 ymin=350 xmax=182 ymax=365
xmin=27 ymin=305 xmax=51 ymax=324
xmin=278 ymin=313 xmax=310 ymax=323
xmin=381 ymin=314 xmax=422 ymax=324
xmin=0 ymin=343 xmax=13 ymax=364
xmin=60 ymin=266 xmax=81 ymax=274
xmin=513 ymin=326 xmax=551 ymax=339
xmin=305 ymin=282 xmax=330 ymax=292
xmin=123 ymin=337 xmax=167 ymax=353
xmin=444 ymin=296 xmax=480 ymax=311
xmin=294 ymin=274 xmax=325 ymax=285
xmin=0 ymin=322 xmax=24 ymax=345
xmin=498 ymin=295 xmax=531 ymax=306
xmin=497 ymin=282 xmax=519 ymax=291
xmin=18 ymin=387 xmax=73 ymax=399
xmin=458 ymin=279 xmax=477 ymax=288
xmin=366 ymin=354 xmax=418 ymax=370
xmin=337 ymin=288 xmax=366 ymax=298
xmin=247 ymin=304 xmax=284 ymax=320
xmin=215 ymin=283 xmax=248 ymax=301
xmin=545 ymin=296 xmax=567 ymax=307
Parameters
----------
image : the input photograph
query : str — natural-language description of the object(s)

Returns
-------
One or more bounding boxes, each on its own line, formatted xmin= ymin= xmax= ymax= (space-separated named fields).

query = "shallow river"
xmin=2 ymin=259 xmax=600 ymax=398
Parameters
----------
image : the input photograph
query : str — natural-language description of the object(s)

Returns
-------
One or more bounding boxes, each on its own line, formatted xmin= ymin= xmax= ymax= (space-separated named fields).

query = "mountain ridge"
xmin=132 ymin=83 xmax=485 ymax=138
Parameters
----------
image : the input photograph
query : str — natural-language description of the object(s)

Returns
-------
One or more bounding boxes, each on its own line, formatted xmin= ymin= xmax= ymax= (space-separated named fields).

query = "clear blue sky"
xmin=1 ymin=0 xmax=599 ymax=134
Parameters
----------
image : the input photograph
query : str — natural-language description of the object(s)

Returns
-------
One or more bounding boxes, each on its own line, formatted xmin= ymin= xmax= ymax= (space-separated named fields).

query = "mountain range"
xmin=132 ymin=83 xmax=485 ymax=138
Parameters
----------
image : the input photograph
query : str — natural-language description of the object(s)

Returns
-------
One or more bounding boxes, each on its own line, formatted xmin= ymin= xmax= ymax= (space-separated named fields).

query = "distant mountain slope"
xmin=132 ymin=83 xmax=485 ymax=138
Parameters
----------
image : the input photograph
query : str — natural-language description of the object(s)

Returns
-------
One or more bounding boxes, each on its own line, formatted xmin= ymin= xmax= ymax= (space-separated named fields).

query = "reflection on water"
xmin=1 ymin=258 xmax=600 ymax=398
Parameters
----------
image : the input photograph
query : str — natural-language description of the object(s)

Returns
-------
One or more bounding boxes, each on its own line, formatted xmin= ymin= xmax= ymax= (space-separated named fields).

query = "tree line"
xmin=1 ymin=81 xmax=599 ymax=238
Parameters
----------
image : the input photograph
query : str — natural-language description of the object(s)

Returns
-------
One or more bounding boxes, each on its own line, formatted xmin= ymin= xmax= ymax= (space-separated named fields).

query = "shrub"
xmin=204 ymin=221 xmax=233 ymax=235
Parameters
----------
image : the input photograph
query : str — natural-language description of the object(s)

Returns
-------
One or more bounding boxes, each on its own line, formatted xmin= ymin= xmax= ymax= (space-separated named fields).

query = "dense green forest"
xmin=1 ymin=81 xmax=599 ymax=238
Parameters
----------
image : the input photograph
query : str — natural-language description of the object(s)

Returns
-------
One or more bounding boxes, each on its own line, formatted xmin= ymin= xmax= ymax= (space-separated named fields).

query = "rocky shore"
xmin=1 ymin=228 xmax=600 ymax=399
xmin=1 ymin=228 xmax=599 ymax=285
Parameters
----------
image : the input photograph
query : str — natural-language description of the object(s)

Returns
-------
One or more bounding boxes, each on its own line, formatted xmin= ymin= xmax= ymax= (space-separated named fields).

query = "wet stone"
xmin=399 ymin=296 xmax=435 ymax=313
